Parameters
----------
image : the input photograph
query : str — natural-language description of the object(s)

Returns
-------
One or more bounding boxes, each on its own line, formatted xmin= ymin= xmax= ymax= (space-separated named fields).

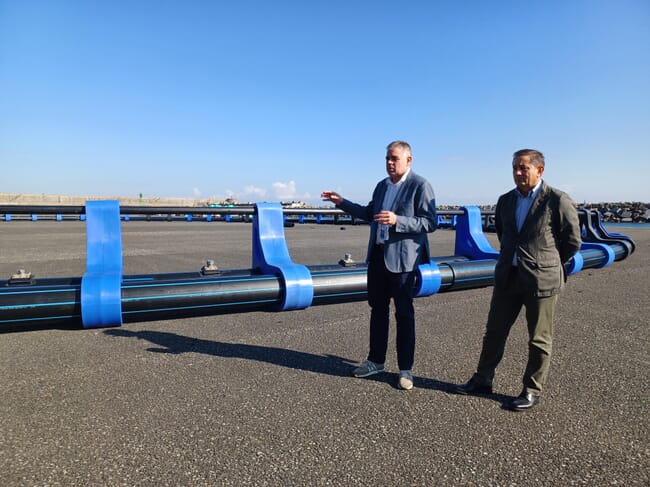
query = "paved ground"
xmin=1 ymin=221 xmax=648 ymax=486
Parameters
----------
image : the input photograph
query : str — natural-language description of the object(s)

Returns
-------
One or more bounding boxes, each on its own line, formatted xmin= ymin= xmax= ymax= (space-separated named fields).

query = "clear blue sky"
xmin=1 ymin=0 xmax=648 ymax=206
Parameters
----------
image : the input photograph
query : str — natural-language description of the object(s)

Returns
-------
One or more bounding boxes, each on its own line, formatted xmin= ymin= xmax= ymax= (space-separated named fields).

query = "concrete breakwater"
xmin=0 ymin=192 xmax=203 ymax=207
xmin=2 ymin=193 xmax=649 ymax=223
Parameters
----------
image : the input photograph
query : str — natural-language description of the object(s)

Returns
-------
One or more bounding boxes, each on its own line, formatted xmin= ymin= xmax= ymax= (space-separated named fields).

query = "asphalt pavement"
xmin=1 ymin=221 xmax=648 ymax=486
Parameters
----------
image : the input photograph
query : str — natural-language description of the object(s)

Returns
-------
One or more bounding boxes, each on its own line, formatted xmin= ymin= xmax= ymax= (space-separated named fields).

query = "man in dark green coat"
xmin=453 ymin=149 xmax=582 ymax=411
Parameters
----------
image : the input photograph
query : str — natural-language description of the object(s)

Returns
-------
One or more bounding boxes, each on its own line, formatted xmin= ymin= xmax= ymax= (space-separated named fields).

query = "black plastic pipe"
xmin=0 ymin=242 xmax=626 ymax=329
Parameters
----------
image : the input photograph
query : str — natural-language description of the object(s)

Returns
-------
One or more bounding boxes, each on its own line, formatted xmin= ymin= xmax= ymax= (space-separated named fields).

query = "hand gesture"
xmin=321 ymin=191 xmax=342 ymax=205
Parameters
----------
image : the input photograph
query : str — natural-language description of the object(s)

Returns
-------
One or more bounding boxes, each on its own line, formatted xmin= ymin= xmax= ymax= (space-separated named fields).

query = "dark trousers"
xmin=475 ymin=267 xmax=558 ymax=395
xmin=366 ymin=245 xmax=417 ymax=371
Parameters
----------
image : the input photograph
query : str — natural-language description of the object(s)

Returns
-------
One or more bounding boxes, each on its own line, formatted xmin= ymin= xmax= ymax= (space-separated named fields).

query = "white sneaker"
xmin=398 ymin=370 xmax=414 ymax=390
xmin=352 ymin=360 xmax=385 ymax=378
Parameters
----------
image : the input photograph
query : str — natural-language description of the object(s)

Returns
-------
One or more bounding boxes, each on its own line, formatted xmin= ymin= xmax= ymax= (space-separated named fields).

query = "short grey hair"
xmin=386 ymin=140 xmax=412 ymax=157
xmin=513 ymin=148 xmax=544 ymax=167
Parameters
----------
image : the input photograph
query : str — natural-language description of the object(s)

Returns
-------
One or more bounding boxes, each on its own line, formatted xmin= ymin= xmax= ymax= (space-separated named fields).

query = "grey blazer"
xmin=494 ymin=181 xmax=582 ymax=297
xmin=338 ymin=171 xmax=437 ymax=273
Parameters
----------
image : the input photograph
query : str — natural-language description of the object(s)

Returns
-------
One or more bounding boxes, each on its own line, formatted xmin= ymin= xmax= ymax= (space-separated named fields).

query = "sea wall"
xmin=0 ymin=193 xmax=202 ymax=207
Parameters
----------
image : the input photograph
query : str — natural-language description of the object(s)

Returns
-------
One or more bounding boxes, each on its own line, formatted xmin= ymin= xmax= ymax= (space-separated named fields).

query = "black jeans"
xmin=366 ymin=245 xmax=417 ymax=371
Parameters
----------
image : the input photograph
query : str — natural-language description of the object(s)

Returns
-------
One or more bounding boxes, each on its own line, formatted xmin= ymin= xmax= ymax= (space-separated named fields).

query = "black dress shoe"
xmin=509 ymin=392 xmax=540 ymax=411
xmin=451 ymin=377 xmax=493 ymax=395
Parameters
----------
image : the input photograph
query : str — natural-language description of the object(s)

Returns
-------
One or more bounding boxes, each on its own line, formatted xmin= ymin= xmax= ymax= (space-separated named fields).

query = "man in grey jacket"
xmin=321 ymin=141 xmax=436 ymax=390
xmin=453 ymin=149 xmax=582 ymax=411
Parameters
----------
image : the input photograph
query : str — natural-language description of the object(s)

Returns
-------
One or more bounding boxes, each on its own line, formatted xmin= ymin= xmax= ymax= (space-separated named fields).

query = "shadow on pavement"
xmin=105 ymin=328 xmax=357 ymax=378
xmin=366 ymin=373 xmax=513 ymax=406
xmin=105 ymin=328 xmax=516 ymax=408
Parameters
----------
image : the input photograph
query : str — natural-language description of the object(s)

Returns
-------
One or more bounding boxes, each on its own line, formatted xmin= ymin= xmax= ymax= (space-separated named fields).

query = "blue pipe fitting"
xmin=414 ymin=260 xmax=442 ymax=297
xmin=252 ymin=203 xmax=313 ymax=310
xmin=565 ymin=253 xmax=584 ymax=276
xmin=454 ymin=206 xmax=500 ymax=260
xmin=81 ymin=200 xmax=123 ymax=328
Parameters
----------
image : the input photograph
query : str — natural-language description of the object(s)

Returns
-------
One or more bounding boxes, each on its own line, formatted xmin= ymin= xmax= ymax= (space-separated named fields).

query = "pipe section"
xmin=0 ymin=202 xmax=635 ymax=330
xmin=0 ymin=241 xmax=629 ymax=328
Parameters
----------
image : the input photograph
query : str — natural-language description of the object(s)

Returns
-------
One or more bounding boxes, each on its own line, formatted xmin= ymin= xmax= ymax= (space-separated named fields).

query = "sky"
xmin=1 ymin=0 xmax=649 ymax=206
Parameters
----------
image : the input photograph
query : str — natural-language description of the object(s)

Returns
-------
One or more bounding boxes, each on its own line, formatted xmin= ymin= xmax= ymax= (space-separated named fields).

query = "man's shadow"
xmin=104 ymin=328 xmax=510 ymax=404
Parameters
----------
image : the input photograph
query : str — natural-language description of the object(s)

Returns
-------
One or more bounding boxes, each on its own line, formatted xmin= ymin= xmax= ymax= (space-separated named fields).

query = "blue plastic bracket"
xmin=454 ymin=206 xmax=500 ymax=260
xmin=414 ymin=260 xmax=442 ymax=297
xmin=81 ymin=200 xmax=123 ymax=328
xmin=565 ymin=252 xmax=583 ymax=276
xmin=252 ymin=203 xmax=313 ymax=310
xmin=582 ymin=209 xmax=635 ymax=255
